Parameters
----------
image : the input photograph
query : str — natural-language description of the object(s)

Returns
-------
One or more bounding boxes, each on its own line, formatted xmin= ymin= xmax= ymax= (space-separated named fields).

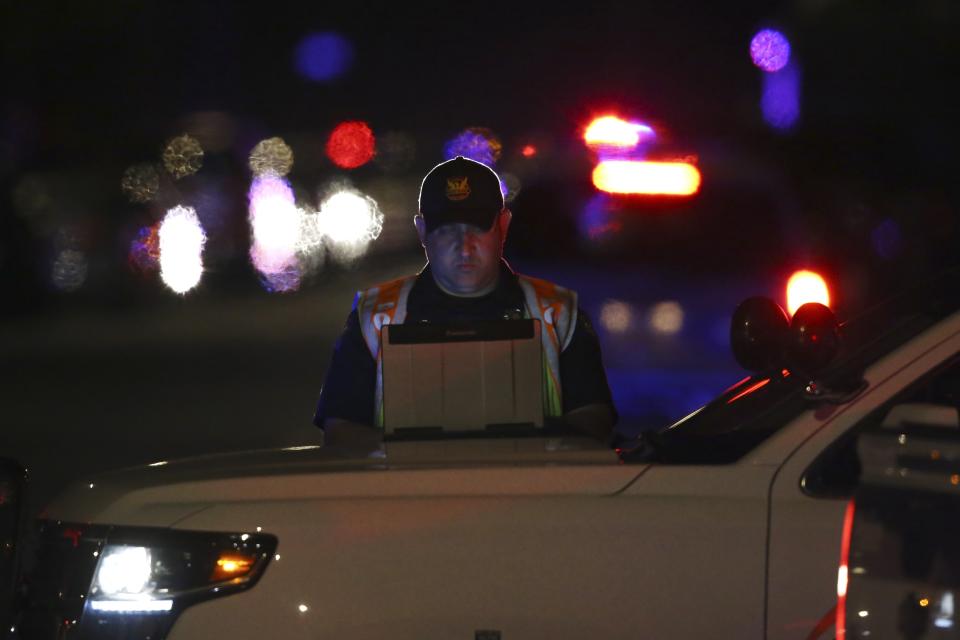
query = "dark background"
xmin=1 ymin=0 xmax=958 ymax=506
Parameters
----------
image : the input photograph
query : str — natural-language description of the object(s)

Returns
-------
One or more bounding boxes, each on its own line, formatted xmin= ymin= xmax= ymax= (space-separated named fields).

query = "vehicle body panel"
xmin=166 ymin=465 xmax=773 ymax=639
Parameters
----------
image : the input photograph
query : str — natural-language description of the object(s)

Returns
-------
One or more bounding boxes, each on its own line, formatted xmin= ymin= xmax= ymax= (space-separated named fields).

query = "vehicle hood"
xmin=43 ymin=437 xmax=642 ymax=527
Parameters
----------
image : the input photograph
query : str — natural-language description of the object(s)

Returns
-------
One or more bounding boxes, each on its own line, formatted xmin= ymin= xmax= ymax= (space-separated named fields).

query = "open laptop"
xmin=380 ymin=319 xmax=544 ymax=436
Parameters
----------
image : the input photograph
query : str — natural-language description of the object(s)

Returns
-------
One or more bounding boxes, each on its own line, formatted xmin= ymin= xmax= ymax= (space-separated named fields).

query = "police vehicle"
xmin=3 ymin=269 xmax=958 ymax=640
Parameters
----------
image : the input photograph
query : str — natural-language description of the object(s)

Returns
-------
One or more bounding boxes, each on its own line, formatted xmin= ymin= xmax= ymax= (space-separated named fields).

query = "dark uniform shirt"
xmin=314 ymin=263 xmax=616 ymax=428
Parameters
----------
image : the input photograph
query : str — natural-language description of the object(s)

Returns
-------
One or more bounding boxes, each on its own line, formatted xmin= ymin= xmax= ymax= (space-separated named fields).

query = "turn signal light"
xmin=211 ymin=553 xmax=257 ymax=582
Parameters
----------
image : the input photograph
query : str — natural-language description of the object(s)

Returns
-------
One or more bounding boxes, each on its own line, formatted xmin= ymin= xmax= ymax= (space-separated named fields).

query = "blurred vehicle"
xmin=5 ymin=269 xmax=959 ymax=640
xmin=837 ymin=406 xmax=960 ymax=638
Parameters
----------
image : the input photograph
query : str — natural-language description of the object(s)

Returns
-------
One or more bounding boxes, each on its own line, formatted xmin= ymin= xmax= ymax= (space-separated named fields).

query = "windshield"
xmin=647 ymin=268 xmax=960 ymax=463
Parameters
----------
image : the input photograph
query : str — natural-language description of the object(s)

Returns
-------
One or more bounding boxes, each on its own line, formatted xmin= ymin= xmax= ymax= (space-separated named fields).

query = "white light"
xmin=159 ymin=205 xmax=206 ymax=294
xmin=599 ymin=300 xmax=633 ymax=334
xmin=298 ymin=604 xmax=309 ymax=613
xmin=90 ymin=599 xmax=173 ymax=614
xmin=96 ymin=546 xmax=152 ymax=596
xmin=256 ymin=526 xmax=262 ymax=532
xmin=837 ymin=565 xmax=848 ymax=597
xmin=241 ymin=534 xmax=250 ymax=541
xmin=316 ymin=189 xmax=383 ymax=260
xmin=275 ymin=554 xmax=281 ymax=561
xmin=148 ymin=461 xmax=168 ymax=467
xmin=858 ymin=610 xmax=869 ymax=618
xmin=51 ymin=249 xmax=88 ymax=292
xmin=89 ymin=483 xmax=95 ymax=489
xmin=934 ymin=592 xmax=955 ymax=629
xmin=649 ymin=301 xmax=684 ymax=335
xmin=248 ymin=176 xmax=301 ymax=275
xmin=283 ymin=445 xmax=321 ymax=451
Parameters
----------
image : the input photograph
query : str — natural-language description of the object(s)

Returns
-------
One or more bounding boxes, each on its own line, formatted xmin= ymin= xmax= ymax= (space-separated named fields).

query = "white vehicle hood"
xmin=44 ymin=437 xmax=642 ymax=527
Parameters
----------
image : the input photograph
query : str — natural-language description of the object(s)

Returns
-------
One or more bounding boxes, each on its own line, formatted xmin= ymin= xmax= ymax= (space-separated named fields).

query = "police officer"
xmin=315 ymin=156 xmax=617 ymax=447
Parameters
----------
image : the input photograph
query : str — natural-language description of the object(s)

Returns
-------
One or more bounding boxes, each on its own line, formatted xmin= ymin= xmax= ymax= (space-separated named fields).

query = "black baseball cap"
xmin=418 ymin=156 xmax=504 ymax=233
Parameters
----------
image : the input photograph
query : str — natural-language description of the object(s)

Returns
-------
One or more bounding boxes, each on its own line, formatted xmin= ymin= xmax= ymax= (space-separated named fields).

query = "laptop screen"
xmin=381 ymin=319 xmax=544 ymax=436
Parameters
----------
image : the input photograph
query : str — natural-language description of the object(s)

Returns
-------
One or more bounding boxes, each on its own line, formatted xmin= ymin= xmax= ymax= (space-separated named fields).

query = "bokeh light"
xmin=521 ymin=145 xmax=537 ymax=157
xmin=649 ymin=301 xmax=684 ymax=335
xmin=249 ymin=137 xmax=294 ymax=177
xmin=584 ymin=116 xmax=654 ymax=149
xmin=162 ymin=134 xmax=204 ymax=179
xmin=761 ymin=62 xmax=801 ymax=131
xmin=578 ymin=194 xmax=623 ymax=244
xmin=326 ymin=121 xmax=376 ymax=169
xmin=786 ymin=270 xmax=830 ymax=315
xmin=248 ymin=175 xmax=301 ymax=281
xmin=294 ymin=32 xmax=354 ymax=83
xmin=159 ymin=206 xmax=206 ymax=294
xmin=121 ymin=163 xmax=161 ymax=203
xmin=600 ymin=300 xmax=633 ymax=334
xmin=316 ymin=189 xmax=384 ymax=261
xmin=129 ymin=224 xmax=161 ymax=272
xmin=444 ymin=127 xmax=502 ymax=166
xmin=750 ymin=29 xmax=791 ymax=73
xmin=871 ymin=218 xmax=903 ymax=260
xmin=51 ymin=249 xmax=88 ymax=292
xmin=592 ymin=160 xmax=701 ymax=195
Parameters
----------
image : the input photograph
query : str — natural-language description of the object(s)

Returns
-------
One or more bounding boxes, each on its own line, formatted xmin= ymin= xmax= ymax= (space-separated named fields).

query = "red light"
xmin=584 ymin=116 xmax=652 ymax=148
xmin=592 ymin=160 xmax=701 ymax=196
xmin=786 ymin=270 xmax=830 ymax=316
xmin=726 ymin=378 xmax=770 ymax=404
xmin=836 ymin=498 xmax=856 ymax=639
xmin=722 ymin=376 xmax=752 ymax=395
xmin=326 ymin=121 xmax=376 ymax=169
xmin=521 ymin=145 xmax=537 ymax=157
xmin=62 ymin=527 xmax=83 ymax=548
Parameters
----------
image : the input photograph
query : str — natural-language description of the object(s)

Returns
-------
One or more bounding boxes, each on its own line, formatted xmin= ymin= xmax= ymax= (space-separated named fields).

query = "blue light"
xmin=294 ymin=32 xmax=353 ymax=83
xmin=750 ymin=29 xmax=791 ymax=73
xmin=443 ymin=128 xmax=501 ymax=166
xmin=761 ymin=62 xmax=800 ymax=131
xmin=578 ymin=194 xmax=622 ymax=244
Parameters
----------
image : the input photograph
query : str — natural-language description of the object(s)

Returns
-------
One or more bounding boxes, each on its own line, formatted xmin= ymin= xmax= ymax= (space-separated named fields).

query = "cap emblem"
xmin=445 ymin=177 xmax=471 ymax=201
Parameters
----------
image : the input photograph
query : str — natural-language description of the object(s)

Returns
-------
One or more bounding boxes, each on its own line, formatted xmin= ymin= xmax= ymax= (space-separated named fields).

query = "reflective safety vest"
xmin=356 ymin=272 xmax=578 ymax=428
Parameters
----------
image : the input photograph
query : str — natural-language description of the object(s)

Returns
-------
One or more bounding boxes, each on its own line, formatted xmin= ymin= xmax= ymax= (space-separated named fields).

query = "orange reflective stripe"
xmin=356 ymin=275 xmax=417 ymax=428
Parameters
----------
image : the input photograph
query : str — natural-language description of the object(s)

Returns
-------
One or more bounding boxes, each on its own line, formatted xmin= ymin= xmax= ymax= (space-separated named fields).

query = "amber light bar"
xmin=592 ymin=160 xmax=701 ymax=196
xmin=210 ymin=552 xmax=257 ymax=583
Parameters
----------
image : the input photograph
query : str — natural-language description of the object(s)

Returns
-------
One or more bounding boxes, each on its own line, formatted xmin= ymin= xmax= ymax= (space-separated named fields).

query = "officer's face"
xmin=416 ymin=210 xmax=511 ymax=297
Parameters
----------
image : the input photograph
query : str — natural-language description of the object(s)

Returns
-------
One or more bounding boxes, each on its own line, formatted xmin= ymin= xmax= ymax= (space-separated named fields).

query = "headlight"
xmin=18 ymin=522 xmax=277 ymax=639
